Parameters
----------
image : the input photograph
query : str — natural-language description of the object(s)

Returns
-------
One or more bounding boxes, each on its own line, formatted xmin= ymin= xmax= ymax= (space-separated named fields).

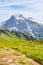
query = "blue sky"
xmin=0 ymin=0 xmax=43 ymax=23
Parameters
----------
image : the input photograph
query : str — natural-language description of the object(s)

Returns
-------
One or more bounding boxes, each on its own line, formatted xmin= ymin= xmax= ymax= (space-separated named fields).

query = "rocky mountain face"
xmin=1 ymin=14 xmax=43 ymax=40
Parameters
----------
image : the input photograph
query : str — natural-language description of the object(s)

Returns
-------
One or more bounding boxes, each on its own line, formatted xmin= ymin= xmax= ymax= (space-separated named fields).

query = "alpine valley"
xmin=0 ymin=14 xmax=43 ymax=65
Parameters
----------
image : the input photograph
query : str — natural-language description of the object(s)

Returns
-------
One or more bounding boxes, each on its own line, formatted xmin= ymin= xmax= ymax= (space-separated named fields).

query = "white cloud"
xmin=0 ymin=0 xmax=43 ymax=24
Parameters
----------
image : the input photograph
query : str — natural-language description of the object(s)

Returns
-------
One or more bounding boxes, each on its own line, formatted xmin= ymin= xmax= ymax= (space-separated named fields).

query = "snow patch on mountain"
xmin=26 ymin=22 xmax=35 ymax=37
xmin=7 ymin=27 xmax=19 ymax=31
xmin=28 ymin=17 xmax=42 ymax=24
xmin=15 ymin=14 xmax=25 ymax=20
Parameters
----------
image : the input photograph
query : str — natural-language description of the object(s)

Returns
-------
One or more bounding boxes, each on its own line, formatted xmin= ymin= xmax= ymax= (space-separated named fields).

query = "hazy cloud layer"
xmin=0 ymin=0 xmax=43 ymax=23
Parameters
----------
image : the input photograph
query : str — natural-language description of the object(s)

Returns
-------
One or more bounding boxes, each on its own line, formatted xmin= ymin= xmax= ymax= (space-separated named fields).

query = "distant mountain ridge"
xmin=1 ymin=14 xmax=43 ymax=40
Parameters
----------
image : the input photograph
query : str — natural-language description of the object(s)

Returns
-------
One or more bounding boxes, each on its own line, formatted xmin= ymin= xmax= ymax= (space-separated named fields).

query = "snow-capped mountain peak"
xmin=15 ymin=14 xmax=25 ymax=20
xmin=1 ymin=14 xmax=43 ymax=40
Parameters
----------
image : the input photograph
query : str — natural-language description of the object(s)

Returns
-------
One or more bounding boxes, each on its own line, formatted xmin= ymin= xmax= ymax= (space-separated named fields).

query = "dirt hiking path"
xmin=0 ymin=49 xmax=41 ymax=65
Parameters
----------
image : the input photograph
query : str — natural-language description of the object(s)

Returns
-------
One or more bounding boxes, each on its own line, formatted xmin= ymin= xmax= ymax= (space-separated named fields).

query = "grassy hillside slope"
xmin=0 ymin=30 xmax=43 ymax=65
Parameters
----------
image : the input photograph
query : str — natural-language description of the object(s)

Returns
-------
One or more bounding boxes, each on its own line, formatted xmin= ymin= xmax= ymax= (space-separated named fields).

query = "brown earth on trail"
xmin=0 ymin=49 xmax=41 ymax=65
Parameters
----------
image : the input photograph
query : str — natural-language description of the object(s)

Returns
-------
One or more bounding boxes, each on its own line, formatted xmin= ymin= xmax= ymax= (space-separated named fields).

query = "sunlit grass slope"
xmin=0 ymin=30 xmax=43 ymax=65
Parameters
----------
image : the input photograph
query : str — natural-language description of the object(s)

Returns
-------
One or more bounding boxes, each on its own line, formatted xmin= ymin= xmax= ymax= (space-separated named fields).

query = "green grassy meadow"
xmin=0 ymin=30 xmax=43 ymax=65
